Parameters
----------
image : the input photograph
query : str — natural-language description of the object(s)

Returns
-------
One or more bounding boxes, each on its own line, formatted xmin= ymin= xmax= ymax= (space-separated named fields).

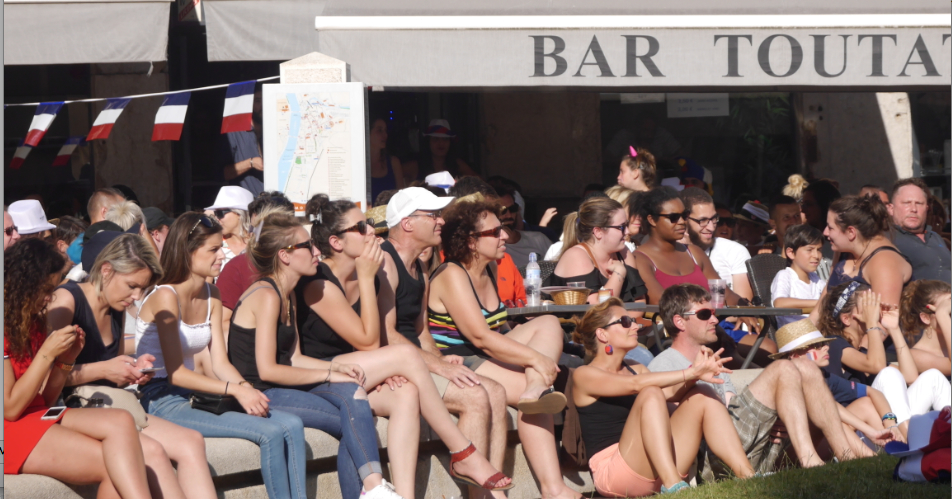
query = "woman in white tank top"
xmin=136 ymin=212 xmax=308 ymax=499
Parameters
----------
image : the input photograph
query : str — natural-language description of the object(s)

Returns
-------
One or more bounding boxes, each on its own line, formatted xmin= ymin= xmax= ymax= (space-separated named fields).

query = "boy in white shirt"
xmin=770 ymin=224 xmax=826 ymax=327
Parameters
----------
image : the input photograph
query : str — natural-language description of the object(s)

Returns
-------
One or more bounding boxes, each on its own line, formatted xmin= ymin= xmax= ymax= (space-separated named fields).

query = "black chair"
xmin=740 ymin=254 xmax=788 ymax=368
xmin=517 ymin=260 xmax=557 ymax=283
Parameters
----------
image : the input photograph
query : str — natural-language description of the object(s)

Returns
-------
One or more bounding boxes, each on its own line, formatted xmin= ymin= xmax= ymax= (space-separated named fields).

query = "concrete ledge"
xmin=5 ymin=370 xmax=763 ymax=498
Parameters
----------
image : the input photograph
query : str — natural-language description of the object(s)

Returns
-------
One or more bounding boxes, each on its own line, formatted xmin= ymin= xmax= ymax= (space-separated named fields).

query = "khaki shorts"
xmin=431 ymin=373 xmax=450 ymax=398
xmin=699 ymin=386 xmax=780 ymax=482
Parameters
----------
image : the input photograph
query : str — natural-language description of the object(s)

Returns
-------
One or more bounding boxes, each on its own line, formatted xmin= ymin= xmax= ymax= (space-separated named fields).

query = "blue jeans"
xmin=624 ymin=344 xmax=655 ymax=366
xmin=140 ymin=379 xmax=307 ymax=499
xmin=265 ymin=382 xmax=381 ymax=499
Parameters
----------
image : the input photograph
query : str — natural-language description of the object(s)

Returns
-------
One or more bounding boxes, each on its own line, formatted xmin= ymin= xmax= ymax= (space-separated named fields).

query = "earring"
xmin=605 ymin=344 xmax=613 ymax=355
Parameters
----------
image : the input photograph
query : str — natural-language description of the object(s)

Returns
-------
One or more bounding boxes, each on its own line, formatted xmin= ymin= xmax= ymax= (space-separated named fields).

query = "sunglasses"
xmin=335 ymin=219 xmax=372 ymax=236
xmin=473 ymin=225 xmax=504 ymax=238
xmin=717 ymin=218 xmax=737 ymax=228
xmin=213 ymin=209 xmax=233 ymax=219
xmin=600 ymin=224 xmax=629 ymax=234
xmin=500 ymin=204 xmax=520 ymax=215
xmin=189 ymin=215 xmax=217 ymax=236
xmin=283 ymin=240 xmax=315 ymax=252
xmin=687 ymin=215 xmax=720 ymax=227
xmin=4 ymin=225 xmax=18 ymax=236
xmin=603 ymin=316 xmax=638 ymax=329
xmin=655 ymin=211 xmax=690 ymax=224
xmin=682 ymin=308 xmax=715 ymax=321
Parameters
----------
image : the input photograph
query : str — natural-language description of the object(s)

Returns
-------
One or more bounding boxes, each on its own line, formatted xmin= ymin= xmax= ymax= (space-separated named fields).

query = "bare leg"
xmin=671 ymin=389 xmax=755 ymax=478
xmin=443 ymin=381 xmax=495 ymax=499
xmin=747 ymin=360 xmax=824 ymax=467
xmin=614 ymin=386 xmax=683 ymax=488
xmin=141 ymin=416 xmax=217 ymax=499
xmin=846 ymin=397 xmax=885 ymax=431
xmin=23 ymin=408 xmax=152 ymax=499
xmin=790 ymin=358 xmax=870 ymax=460
xmin=503 ymin=316 xmax=564 ymax=401
xmin=367 ymin=382 xmax=421 ymax=499
xmin=139 ymin=433 xmax=188 ymax=499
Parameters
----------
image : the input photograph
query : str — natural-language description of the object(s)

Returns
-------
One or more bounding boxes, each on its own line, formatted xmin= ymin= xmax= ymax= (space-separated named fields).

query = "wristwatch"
xmin=54 ymin=360 xmax=75 ymax=372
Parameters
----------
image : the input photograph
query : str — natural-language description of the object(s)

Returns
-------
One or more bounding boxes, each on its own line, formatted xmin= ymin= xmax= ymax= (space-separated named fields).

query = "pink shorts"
xmin=589 ymin=443 xmax=662 ymax=497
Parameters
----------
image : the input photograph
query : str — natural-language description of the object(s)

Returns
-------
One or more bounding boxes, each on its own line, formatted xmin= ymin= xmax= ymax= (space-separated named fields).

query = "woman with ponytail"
xmin=298 ymin=194 xmax=512 ymax=498
xmin=899 ymin=280 xmax=951 ymax=376
xmin=570 ymin=297 xmax=753 ymax=496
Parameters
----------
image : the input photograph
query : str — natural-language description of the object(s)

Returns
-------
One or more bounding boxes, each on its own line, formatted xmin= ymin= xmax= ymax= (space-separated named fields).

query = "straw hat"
xmin=770 ymin=318 xmax=835 ymax=359
xmin=365 ymin=205 xmax=389 ymax=235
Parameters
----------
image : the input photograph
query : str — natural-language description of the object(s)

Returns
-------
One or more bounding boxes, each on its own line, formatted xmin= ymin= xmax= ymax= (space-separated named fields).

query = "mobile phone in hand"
xmin=138 ymin=367 xmax=165 ymax=374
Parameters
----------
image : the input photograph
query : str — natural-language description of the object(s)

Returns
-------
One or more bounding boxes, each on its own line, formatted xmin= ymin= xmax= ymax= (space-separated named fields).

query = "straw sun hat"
xmin=364 ymin=205 xmax=389 ymax=235
xmin=769 ymin=318 xmax=835 ymax=360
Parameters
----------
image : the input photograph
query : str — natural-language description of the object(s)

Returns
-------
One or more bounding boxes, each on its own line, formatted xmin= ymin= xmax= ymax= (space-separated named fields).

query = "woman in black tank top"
xmin=571 ymin=298 xmax=754 ymax=496
xmin=294 ymin=196 xmax=512 ymax=495
xmin=46 ymin=233 xmax=217 ymax=499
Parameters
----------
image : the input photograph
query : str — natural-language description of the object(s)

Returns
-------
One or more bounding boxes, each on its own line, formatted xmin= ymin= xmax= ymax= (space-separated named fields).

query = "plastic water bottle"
xmin=525 ymin=252 xmax=542 ymax=307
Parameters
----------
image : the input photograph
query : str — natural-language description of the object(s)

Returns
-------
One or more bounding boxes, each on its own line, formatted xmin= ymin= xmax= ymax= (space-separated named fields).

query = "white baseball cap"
xmin=8 ymin=199 xmax=56 ymax=235
xmin=205 ymin=186 xmax=254 ymax=212
xmin=386 ymin=187 xmax=454 ymax=229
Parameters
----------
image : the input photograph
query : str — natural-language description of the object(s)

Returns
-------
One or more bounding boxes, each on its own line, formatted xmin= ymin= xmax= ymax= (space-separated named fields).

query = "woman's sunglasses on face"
xmin=682 ymin=308 xmax=715 ymax=321
xmin=335 ymin=219 xmax=373 ymax=236
xmin=213 ymin=209 xmax=233 ymax=220
xmin=655 ymin=210 xmax=691 ymax=224
xmin=284 ymin=240 xmax=315 ymax=252
xmin=603 ymin=316 xmax=638 ymax=329
xmin=473 ymin=225 xmax=504 ymax=238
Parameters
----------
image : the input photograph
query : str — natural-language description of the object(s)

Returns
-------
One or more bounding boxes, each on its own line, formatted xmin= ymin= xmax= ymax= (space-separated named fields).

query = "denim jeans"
xmin=265 ymin=382 xmax=382 ymax=499
xmin=624 ymin=344 xmax=655 ymax=366
xmin=139 ymin=379 xmax=307 ymax=499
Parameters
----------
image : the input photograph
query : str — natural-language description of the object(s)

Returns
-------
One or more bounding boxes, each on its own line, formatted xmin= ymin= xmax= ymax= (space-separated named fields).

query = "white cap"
xmin=425 ymin=171 xmax=456 ymax=193
xmin=205 ymin=186 xmax=254 ymax=212
xmin=386 ymin=187 xmax=454 ymax=229
xmin=8 ymin=200 xmax=56 ymax=235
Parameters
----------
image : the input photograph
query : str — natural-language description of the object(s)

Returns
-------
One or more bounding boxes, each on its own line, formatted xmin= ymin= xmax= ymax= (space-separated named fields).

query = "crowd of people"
xmin=4 ymin=138 xmax=951 ymax=498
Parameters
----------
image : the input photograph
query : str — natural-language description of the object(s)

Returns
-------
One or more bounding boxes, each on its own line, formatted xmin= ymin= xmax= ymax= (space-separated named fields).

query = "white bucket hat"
xmin=425 ymin=171 xmax=456 ymax=193
xmin=205 ymin=186 xmax=254 ymax=212
xmin=8 ymin=199 xmax=56 ymax=235
xmin=386 ymin=187 xmax=454 ymax=229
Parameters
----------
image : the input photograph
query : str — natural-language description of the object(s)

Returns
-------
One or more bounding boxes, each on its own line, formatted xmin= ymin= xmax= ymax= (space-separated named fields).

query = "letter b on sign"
xmin=531 ymin=36 xmax=568 ymax=77
xmin=758 ymin=35 xmax=803 ymax=77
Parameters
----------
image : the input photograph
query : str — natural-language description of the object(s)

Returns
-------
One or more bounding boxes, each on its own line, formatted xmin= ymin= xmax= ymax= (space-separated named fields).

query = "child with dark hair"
xmin=770 ymin=224 xmax=826 ymax=327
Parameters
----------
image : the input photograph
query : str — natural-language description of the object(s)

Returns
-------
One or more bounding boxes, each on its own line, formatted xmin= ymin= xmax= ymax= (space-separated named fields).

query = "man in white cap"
xmin=376 ymin=187 xmax=510 ymax=494
xmin=8 ymin=199 xmax=57 ymax=239
xmin=4 ymin=207 xmax=21 ymax=249
xmin=205 ymin=186 xmax=254 ymax=269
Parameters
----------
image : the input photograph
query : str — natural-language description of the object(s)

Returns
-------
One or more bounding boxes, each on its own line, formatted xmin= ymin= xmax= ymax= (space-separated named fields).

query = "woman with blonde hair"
xmin=899 ymin=280 xmax=951 ymax=376
xmin=105 ymin=200 xmax=144 ymax=231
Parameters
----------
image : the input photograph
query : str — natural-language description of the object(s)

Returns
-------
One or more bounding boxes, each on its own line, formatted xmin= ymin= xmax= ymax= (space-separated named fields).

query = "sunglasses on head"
xmin=213 ymin=209 xmax=233 ymax=219
xmin=4 ymin=225 xmax=18 ymax=236
xmin=335 ymin=219 xmax=372 ymax=236
xmin=473 ymin=225 xmax=504 ymax=238
xmin=654 ymin=210 xmax=690 ymax=224
xmin=283 ymin=240 xmax=314 ymax=252
xmin=717 ymin=217 xmax=737 ymax=228
xmin=189 ymin=215 xmax=217 ymax=236
xmin=603 ymin=316 xmax=638 ymax=329
xmin=682 ymin=308 xmax=715 ymax=321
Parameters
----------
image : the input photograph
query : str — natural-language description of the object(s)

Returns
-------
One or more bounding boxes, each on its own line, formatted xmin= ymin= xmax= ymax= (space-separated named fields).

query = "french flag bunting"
xmin=152 ymin=92 xmax=191 ymax=141
xmin=9 ymin=141 xmax=32 ymax=170
xmin=52 ymin=136 xmax=85 ymax=166
xmin=24 ymin=102 xmax=64 ymax=146
xmin=87 ymin=98 xmax=132 ymax=141
xmin=221 ymin=81 xmax=256 ymax=133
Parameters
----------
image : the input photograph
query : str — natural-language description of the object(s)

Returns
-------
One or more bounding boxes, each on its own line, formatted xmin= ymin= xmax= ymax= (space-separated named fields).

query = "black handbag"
xmin=189 ymin=391 xmax=245 ymax=415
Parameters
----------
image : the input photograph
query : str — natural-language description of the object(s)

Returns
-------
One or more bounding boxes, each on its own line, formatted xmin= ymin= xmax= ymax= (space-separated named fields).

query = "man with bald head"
xmin=86 ymin=187 xmax=125 ymax=224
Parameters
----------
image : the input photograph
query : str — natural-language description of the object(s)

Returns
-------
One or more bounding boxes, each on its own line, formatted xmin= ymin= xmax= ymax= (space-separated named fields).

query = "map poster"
xmin=262 ymin=82 xmax=367 ymax=215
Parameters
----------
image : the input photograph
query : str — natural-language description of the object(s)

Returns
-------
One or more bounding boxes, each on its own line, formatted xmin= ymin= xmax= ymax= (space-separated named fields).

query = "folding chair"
xmin=740 ymin=254 xmax=788 ymax=368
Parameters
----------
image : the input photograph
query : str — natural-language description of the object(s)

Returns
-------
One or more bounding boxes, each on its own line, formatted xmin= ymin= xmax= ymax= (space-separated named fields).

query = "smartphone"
xmin=41 ymin=406 xmax=67 ymax=420
xmin=138 ymin=367 xmax=165 ymax=374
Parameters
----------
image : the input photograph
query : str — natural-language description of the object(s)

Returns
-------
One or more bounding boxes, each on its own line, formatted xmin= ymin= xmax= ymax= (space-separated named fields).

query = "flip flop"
xmin=517 ymin=387 xmax=567 ymax=415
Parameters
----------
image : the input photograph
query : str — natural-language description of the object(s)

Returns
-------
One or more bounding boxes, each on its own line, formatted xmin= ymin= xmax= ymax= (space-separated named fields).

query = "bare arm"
xmin=880 ymin=307 xmax=920 ymax=384
xmin=223 ymin=157 xmax=262 ymax=181
xmin=910 ymin=349 xmax=951 ymax=376
xmin=4 ymin=325 xmax=81 ymax=420
xmin=307 ymin=280 xmax=381 ymax=350
xmin=634 ymin=250 xmax=665 ymax=305
xmin=864 ymin=252 xmax=911 ymax=308
xmin=774 ymin=297 xmax=819 ymax=309
xmin=732 ymin=273 xmax=754 ymax=301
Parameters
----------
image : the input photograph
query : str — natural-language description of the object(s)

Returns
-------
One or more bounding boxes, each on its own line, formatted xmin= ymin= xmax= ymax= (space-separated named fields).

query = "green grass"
xmin=674 ymin=455 xmax=947 ymax=499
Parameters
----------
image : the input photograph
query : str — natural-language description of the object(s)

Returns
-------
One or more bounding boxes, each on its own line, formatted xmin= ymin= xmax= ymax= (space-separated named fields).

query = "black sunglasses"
xmin=717 ymin=218 xmax=737 ymax=228
xmin=283 ymin=240 xmax=314 ymax=252
xmin=4 ymin=225 xmax=18 ymax=236
xmin=682 ymin=308 xmax=715 ymax=321
xmin=654 ymin=211 xmax=690 ymax=224
xmin=335 ymin=219 xmax=372 ymax=236
xmin=474 ymin=226 xmax=504 ymax=238
xmin=189 ymin=215 xmax=217 ymax=236
xmin=600 ymin=224 xmax=629 ymax=234
xmin=213 ymin=209 xmax=233 ymax=219
xmin=603 ymin=316 xmax=637 ymax=329
xmin=500 ymin=204 xmax=520 ymax=215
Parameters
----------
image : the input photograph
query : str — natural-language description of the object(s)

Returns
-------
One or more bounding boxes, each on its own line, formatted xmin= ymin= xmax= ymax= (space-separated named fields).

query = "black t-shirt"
xmin=380 ymin=241 xmax=424 ymax=347
xmin=58 ymin=281 xmax=123 ymax=387
xmin=228 ymin=278 xmax=297 ymax=391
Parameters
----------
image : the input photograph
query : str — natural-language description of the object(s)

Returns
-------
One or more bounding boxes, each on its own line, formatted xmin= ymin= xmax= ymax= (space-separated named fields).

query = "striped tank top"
xmin=428 ymin=261 xmax=508 ymax=351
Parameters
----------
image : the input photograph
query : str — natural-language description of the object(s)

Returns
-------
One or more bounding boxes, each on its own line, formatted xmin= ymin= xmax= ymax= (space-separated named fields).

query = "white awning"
xmin=204 ymin=1 xmax=951 ymax=89
xmin=4 ymin=0 xmax=173 ymax=65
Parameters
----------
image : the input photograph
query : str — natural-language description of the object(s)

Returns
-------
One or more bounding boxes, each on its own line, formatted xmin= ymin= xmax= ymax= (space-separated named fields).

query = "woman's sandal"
xmin=517 ymin=387 xmax=567 ymax=415
xmin=450 ymin=442 xmax=514 ymax=491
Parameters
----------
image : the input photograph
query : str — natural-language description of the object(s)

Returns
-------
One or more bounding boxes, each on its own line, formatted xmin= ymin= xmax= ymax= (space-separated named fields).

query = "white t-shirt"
xmin=506 ymin=230 xmax=553 ymax=268
xmin=770 ymin=267 xmax=826 ymax=327
xmin=704 ymin=237 xmax=750 ymax=289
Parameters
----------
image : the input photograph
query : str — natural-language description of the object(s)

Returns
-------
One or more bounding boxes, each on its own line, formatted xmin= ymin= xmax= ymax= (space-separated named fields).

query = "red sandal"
xmin=449 ymin=442 xmax=514 ymax=491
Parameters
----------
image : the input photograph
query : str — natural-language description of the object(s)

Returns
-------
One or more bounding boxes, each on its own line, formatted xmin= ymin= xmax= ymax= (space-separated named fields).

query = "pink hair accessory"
xmin=628 ymin=146 xmax=638 ymax=158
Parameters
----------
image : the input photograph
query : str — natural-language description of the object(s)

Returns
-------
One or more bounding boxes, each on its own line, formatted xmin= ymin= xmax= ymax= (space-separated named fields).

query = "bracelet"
xmin=682 ymin=369 xmax=687 ymax=383
xmin=323 ymin=369 xmax=333 ymax=384
xmin=224 ymin=381 xmax=230 ymax=396
xmin=866 ymin=326 xmax=884 ymax=334
xmin=881 ymin=412 xmax=898 ymax=423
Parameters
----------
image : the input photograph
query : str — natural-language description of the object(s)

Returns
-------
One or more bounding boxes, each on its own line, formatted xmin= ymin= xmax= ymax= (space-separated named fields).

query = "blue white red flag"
xmin=221 ymin=81 xmax=256 ymax=133
xmin=87 ymin=98 xmax=132 ymax=141
xmin=152 ymin=92 xmax=191 ymax=141
xmin=10 ymin=141 xmax=32 ymax=170
xmin=52 ymin=137 xmax=85 ymax=166
xmin=24 ymin=102 xmax=64 ymax=146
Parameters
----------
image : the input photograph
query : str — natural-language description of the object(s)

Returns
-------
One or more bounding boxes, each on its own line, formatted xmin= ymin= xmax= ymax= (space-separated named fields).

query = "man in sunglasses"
xmin=649 ymin=284 xmax=872 ymax=481
xmin=494 ymin=186 xmax=553 ymax=268
xmin=4 ymin=207 xmax=21 ymax=249
xmin=377 ymin=187 xmax=510 ymax=481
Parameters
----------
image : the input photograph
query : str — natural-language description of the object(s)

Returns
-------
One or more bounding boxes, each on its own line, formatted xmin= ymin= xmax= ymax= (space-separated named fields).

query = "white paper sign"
xmin=666 ymin=93 xmax=730 ymax=118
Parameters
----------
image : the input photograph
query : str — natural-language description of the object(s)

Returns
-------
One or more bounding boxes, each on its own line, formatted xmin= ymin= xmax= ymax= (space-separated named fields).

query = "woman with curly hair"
xmin=428 ymin=195 xmax=580 ymax=499
xmin=4 ymin=238 xmax=156 ymax=497
xmin=899 ymin=280 xmax=951 ymax=376
xmin=296 ymin=195 xmax=512 ymax=497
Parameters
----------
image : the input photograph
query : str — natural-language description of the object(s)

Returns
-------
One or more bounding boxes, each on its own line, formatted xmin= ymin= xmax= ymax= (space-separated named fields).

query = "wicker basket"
xmin=550 ymin=289 xmax=590 ymax=305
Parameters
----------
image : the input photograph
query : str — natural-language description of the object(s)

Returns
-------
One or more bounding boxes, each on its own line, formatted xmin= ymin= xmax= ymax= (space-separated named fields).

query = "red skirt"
xmin=4 ymin=402 xmax=67 ymax=475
